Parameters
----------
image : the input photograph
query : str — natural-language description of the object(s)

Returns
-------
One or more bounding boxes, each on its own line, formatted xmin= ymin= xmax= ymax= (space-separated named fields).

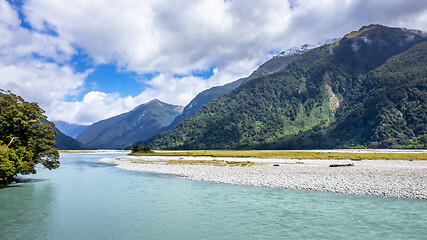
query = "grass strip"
xmin=166 ymin=159 xmax=257 ymax=167
xmin=131 ymin=150 xmax=427 ymax=160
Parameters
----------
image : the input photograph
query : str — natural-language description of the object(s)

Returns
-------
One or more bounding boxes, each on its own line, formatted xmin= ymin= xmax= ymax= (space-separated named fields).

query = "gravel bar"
xmin=101 ymin=156 xmax=427 ymax=200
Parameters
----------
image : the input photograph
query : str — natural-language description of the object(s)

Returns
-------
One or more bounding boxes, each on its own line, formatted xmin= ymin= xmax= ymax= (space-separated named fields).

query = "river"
xmin=1 ymin=153 xmax=426 ymax=239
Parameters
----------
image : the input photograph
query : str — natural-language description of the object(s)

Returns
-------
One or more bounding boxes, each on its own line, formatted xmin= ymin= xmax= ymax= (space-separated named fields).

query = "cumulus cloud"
xmin=1 ymin=0 xmax=426 ymax=125
xmin=49 ymin=91 xmax=133 ymax=125
xmin=0 ymin=61 xmax=89 ymax=107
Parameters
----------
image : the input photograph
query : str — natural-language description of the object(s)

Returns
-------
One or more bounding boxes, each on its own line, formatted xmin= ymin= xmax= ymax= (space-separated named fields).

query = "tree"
xmin=131 ymin=144 xmax=142 ymax=153
xmin=142 ymin=146 xmax=152 ymax=153
xmin=0 ymin=90 xmax=59 ymax=184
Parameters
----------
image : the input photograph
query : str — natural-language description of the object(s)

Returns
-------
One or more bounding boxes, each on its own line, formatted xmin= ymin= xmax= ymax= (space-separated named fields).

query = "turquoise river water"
xmin=0 ymin=153 xmax=426 ymax=240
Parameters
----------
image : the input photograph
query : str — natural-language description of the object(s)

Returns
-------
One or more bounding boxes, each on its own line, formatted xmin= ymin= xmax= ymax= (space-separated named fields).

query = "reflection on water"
xmin=0 ymin=153 xmax=426 ymax=240
xmin=65 ymin=160 xmax=115 ymax=168
xmin=15 ymin=178 xmax=49 ymax=183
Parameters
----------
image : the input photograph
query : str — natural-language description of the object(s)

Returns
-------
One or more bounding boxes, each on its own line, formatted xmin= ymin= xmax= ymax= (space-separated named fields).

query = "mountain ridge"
xmin=53 ymin=126 xmax=85 ymax=150
xmin=53 ymin=120 xmax=89 ymax=139
xmin=141 ymin=25 xmax=427 ymax=150
xmin=161 ymin=43 xmax=315 ymax=132
xmin=77 ymin=99 xmax=183 ymax=149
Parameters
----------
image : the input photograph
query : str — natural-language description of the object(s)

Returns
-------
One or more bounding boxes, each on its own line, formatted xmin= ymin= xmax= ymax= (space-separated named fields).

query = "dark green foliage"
xmin=0 ymin=91 xmax=59 ymax=184
xmin=77 ymin=99 xmax=183 ymax=149
xmin=324 ymin=41 xmax=427 ymax=149
xmin=142 ymin=25 xmax=427 ymax=150
xmin=142 ymin=146 xmax=152 ymax=153
xmin=131 ymin=144 xmax=142 ymax=153
xmin=131 ymin=144 xmax=152 ymax=153
xmin=0 ymin=146 xmax=34 ymax=184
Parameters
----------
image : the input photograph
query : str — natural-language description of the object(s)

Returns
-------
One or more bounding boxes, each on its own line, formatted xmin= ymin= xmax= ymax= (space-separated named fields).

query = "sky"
xmin=1 ymin=0 xmax=426 ymax=125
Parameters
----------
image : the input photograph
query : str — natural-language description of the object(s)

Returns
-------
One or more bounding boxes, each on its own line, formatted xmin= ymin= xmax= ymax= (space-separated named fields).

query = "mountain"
xmin=53 ymin=126 xmax=85 ymax=150
xmin=53 ymin=120 xmax=89 ymax=138
xmin=163 ymin=44 xmax=313 ymax=132
xmin=142 ymin=25 xmax=427 ymax=150
xmin=76 ymin=99 xmax=183 ymax=149
xmin=41 ymin=119 xmax=84 ymax=150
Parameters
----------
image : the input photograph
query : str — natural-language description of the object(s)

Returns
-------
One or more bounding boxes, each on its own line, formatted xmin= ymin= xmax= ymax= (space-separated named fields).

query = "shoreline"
xmin=101 ymin=156 xmax=427 ymax=200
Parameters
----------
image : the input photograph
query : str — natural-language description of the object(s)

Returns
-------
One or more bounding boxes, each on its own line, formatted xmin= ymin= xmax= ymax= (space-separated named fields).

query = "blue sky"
xmin=1 ymin=0 xmax=426 ymax=124
xmin=72 ymin=63 xmax=146 ymax=102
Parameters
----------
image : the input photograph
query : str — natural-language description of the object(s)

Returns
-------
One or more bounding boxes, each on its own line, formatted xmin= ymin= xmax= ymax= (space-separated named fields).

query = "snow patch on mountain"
xmin=277 ymin=38 xmax=341 ymax=57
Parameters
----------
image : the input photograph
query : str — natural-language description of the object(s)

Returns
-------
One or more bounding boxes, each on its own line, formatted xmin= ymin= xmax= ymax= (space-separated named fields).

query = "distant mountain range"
xmin=41 ymin=120 xmax=84 ymax=150
xmin=53 ymin=121 xmax=89 ymax=139
xmin=76 ymin=99 xmax=183 ymax=149
xmin=53 ymin=126 xmax=85 ymax=150
xmin=141 ymin=25 xmax=427 ymax=149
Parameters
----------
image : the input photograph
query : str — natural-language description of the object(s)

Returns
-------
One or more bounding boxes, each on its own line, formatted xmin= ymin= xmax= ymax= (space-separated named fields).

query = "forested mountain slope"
xmin=141 ymin=25 xmax=427 ymax=149
xmin=163 ymin=46 xmax=306 ymax=131
xmin=53 ymin=126 xmax=85 ymax=150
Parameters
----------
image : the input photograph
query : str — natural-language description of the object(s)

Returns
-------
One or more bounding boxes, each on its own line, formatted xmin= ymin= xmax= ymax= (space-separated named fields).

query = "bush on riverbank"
xmin=131 ymin=144 xmax=153 ymax=153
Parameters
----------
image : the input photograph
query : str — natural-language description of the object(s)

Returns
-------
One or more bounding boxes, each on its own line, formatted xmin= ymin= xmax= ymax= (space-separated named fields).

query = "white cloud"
xmin=48 ymin=73 xmax=215 ymax=124
xmin=46 ymin=61 xmax=264 ymax=125
xmin=0 ymin=60 xmax=89 ymax=107
xmin=0 ymin=0 xmax=20 ymax=26
xmin=48 ymin=91 xmax=132 ymax=125
xmin=0 ymin=0 xmax=88 ymax=116
xmin=23 ymin=0 xmax=294 ymax=74
xmin=0 ymin=1 xmax=74 ymax=62
xmin=1 ymin=0 xmax=426 ymax=125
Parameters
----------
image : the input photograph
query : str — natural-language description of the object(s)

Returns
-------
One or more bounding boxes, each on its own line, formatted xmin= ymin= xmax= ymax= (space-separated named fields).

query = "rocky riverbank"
xmin=101 ymin=156 xmax=427 ymax=200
